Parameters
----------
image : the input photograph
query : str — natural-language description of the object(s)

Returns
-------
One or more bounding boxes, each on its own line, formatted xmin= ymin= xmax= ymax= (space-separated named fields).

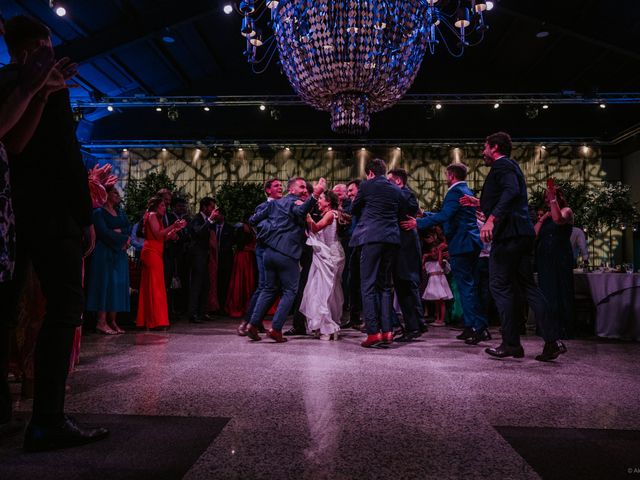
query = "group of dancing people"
xmin=237 ymin=132 xmax=569 ymax=363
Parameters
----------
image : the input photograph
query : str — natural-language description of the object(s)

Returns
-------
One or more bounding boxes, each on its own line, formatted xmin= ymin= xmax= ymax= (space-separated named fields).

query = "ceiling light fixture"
xmin=435 ymin=103 xmax=443 ymax=110
xmin=485 ymin=1 xmax=495 ymax=10
xmin=107 ymin=105 xmax=114 ymax=112
xmin=493 ymin=103 xmax=500 ymax=109
xmin=49 ymin=1 xmax=66 ymax=16
xmin=259 ymin=104 xmax=266 ymax=111
xmin=234 ymin=0 xmax=494 ymax=134
xmin=155 ymin=107 xmax=162 ymax=112
xmin=223 ymin=4 xmax=233 ymax=15
xmin=542 ymin=104 xmax=549 ymax=109
xmin=203 ymin=106 xmax=210 ymax=112
xmin=599 ymin=103 xmax=607 ymax=109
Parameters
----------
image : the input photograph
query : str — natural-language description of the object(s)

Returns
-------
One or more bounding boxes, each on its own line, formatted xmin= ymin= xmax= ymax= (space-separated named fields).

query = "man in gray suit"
xmin=245 ymin=176 xmax=326 ymax=342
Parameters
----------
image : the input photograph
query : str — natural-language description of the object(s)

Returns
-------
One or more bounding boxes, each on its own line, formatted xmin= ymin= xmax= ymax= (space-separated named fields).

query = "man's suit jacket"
xmin=187 ymin=213 xmax=214 ymax=260
xmin=417 ymin=182 xmax=481 ymax=256
xmin=250 ymin=194 xmax=317 ymax=260
xmin=480 ymin=157 xmax=535 ymax=242
xmin=349 ymin=175 xmax=404 ymax=247
xmin=395 ymin=186 xmax=421 ymax=281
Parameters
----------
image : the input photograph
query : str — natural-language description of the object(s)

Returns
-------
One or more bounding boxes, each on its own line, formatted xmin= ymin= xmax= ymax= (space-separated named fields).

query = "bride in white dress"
xmin=299 ymin=191 xmax=345 ymax=340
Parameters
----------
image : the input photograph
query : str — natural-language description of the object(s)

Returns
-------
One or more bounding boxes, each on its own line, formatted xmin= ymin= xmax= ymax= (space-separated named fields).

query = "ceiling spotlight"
xmin=238 ymin=147 xmax=244 ymax=152
xmin=107 ymin=105 xmax=114 ymax=112
xmin=203 ymin=106 xmax=210 ymax=112
xmin=259 ymin=104 xmax=266 ymax=111
xmin=485 ymin=1 xmax=494 ymax=10
xmin=435 ymin=103 xmax=443 ymax=110
xmin=582 ymin=145 xmax=590 ymax=154
xmin=162 ymin=148 xmax=167 ymax=152
xmin=361 ymin=147 xmax=366 ymax=151
xmin=541 ymin=145 xmax=546 ymax=150
xmin=327 ymin=147 xmax=333 ymax=151
xmin=542 ymin=104 xmax=549 ymax=109
xmin=223 ymin=4 xmax=233 ymax=15
xmin=155 ymin=107 xmax=162 ymax=112
xmin=599 ymin=103 xmax=607 ymax=109
xmin=493 ymin=103 xmax=500 ymax=109
xmin=167 ymin=106 xmax=179 ymax=121
xmin=285 ymin=147 xmax=291 ymax=151
xmin=122 ymin=148 xmax=128 ymax=153
xmin=396 ymin=147 xmax=401 ymax=151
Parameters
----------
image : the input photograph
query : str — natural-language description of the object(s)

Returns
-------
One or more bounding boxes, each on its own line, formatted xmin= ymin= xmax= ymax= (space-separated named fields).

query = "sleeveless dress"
xmin=422 ymin=260 xmax=453 ymax=301
xmin=536 ymin=217 xmax=574 ymax=338
xmin=299 ymin=211 xmax=346 ymax=335
xmin=136 ymin=213 xmax=169 ymax=329
xmin=225 ymin=227 xmax=257 ymax=318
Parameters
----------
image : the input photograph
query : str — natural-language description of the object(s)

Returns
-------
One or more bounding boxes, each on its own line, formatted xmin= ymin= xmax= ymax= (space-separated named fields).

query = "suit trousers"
xmin=449 ymin=250 xmax=486 ymax=331
xmin=250 ymin=247 xmax=300 ymax=331
xmin=245 ymin=245 xmax=265 ymax=322
xmin=187 ymin=252 xmax=209 ymax=318
xmin=291 ymin=245 xmax=312 ymax=332
xmin=360 ymin=242 xmax=396 ymax=335
xmin=489 ymin=236 xmax=556 ymax=346
xmin=393 ymin=277 xmax=423 ymax=332
xmin=348 ymin=246 xmax=362 ymax=322
xmin=0 ymin=233 xmax=84 ymax=424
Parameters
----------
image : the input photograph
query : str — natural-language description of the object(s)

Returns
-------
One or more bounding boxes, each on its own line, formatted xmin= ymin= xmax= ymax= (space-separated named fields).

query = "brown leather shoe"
xmin=237 ymin=322 xmax=248 ymax=336
xmin=266 ymin=329 xmax=288 ymax=343
xmin=361 ymin=332 xmax=383 ymax=348
xmin=246 ymin=325 xmax=261 ymax=341
xmin=381 ymin=331 xmax=394 ymax=345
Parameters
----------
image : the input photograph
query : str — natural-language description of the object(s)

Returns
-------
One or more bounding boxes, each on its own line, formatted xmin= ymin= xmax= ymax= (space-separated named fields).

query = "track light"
xmin=493 ymin=103 xmax=500 ymax=109
xmin=223 ymin=4 xmax=233 ymax=15
xmin=107 ymin=105 xmax=114 ymax=112
xmin=167 ymin=106 xmax=179 ymax=121
xmin=49 ymin=1 xmax=66 ymax=16
xmin=203 ymin=106 xmax=210 ymax=112
xmin=435 ymin=103 xmax=442 ymax=110
xmin=259 ymin=104 xmax=266 ymax=111
xmin=599 ymin=103 xmax=607 ymax=109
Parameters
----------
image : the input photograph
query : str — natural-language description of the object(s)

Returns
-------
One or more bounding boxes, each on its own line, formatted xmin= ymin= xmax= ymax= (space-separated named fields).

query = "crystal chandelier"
xmin=237 ymin=1 xmax=492 ymax=135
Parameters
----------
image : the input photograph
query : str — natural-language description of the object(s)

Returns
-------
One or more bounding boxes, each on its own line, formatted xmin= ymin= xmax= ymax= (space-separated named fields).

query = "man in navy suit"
xmin=245 ymin=176 xmax=326 ymax=342
xmin=463 ymin=131 xmax=562 ymax=361
xmin=350 ymin=159 xmax=406 ymax=348
xmin=387 ymin=168 xmax=425 ymax=341
xmin=401 ymin=163 xmax=488 ymax=344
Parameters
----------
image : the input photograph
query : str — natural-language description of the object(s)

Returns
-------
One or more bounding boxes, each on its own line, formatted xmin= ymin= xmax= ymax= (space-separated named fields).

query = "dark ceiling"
xmin=1 ymin=0 xmax=639 ymax=146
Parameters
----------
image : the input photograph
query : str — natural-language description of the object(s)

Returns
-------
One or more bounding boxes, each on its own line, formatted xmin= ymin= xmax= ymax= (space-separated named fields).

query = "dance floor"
xmin=3 ymin=319 xmax=640 ymax=480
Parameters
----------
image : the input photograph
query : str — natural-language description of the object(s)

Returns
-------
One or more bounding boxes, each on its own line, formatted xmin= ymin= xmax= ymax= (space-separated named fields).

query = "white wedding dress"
xmin=299 ymin=211 xmax=345 ymax=337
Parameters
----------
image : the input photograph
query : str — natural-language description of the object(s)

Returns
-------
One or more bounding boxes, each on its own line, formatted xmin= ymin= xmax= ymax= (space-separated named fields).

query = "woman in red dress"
xmin=225 ymin=223 xmax=257 ymax=317
xmin=136 ymin=196 xmax=186 ymax=330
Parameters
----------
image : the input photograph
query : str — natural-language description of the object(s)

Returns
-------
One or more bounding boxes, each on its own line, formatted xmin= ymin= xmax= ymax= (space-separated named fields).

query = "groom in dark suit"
xmin=466 ymin=131 xmax=562 ymax=362
xmin=350 ymin=159 xmax=406 ymax=348
xmin=245 ymin=177 xmax=326 ymax=342
xmin=402 ymin=163 xmax=488 ymax=344
xmin=387 ymin=168 xmax=425 ymax=341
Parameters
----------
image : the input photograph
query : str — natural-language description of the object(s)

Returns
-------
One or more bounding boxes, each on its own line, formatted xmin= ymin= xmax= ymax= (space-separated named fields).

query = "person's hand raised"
xmin=460 ymin=194 xmax=480 ymax=208
xmin=313 ymin=177 xmax=327 ymax=197
xmin=41 ymin=57 xmax=78 ymax=96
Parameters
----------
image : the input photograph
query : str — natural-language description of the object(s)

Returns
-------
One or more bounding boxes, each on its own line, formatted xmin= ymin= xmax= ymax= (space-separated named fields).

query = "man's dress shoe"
xmin=381 ymin=331 xmax=394 ymax=345
xmin=535 ymin=341 xmax=561 ymax=362
xmin=246 ymin=325 xmax=261 ymax=341
xmin=361 ymin=333 xmax=383 ymax=348
xmin=465 ymin=328 xmax=492 ymax=345
xmin=266 ymin=329 xmax=288 ymax=343
xmin=485 ymin=344 xmax=525 ymax=359
xmin=24 ymin=415 xmax=109 ymax=452
xmin=456 ymin=327 xmax=474 ymax=340
xmin=395 ymin=330 xmax=421 ymax=342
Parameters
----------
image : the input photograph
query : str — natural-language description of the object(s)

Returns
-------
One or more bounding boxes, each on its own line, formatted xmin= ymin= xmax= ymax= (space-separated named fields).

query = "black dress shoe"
xmin=395 ymin=330 xmax=421 ymax=342
xmin=339 ymin=320 xmax=353 ymax=329
xmin=418 ymin=322 xmax=429 ymax=333
xmin=465 ymin=328 xmax=492 ymax=345
xmin=485 ymin=344 xmax=524 ymax=359
xmin=456 ymin=327 xmax=474 ymax=340
xmin=556 ymin=340 xmax=568 ymax=354
xmin=351 ymin=322 xmax=364 ymax=331
xmin=283 ymin=327 xmax=305 ymax=336
xmin=24 ymin=415 xmax=109 ymax=452
xmin=535 ymin=341 xmax=561 ymax=362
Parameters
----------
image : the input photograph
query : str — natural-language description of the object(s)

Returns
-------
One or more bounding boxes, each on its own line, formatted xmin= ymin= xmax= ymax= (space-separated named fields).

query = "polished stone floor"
xmin=8 ymin=319 xmax=640 ymax=479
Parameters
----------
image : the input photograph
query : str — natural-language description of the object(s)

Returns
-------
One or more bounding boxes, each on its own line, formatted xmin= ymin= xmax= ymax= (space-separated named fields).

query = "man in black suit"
xmin=464 ymin=132 xmax=562 ymax=362
xmin=213 ymin=209 xmax=234 ymax=315
xmin=350 ymin=159 xmax=406 ymax=348
xmin=245 ymin=177 xmax=326 ymax=342
xmin=186 ymin=197 xmax=220 ymax=323
xmin=0 ymin=15 xmax=108 ymax=450
xmin=344 ymin=179 xmax=363 ymax=329
xmin=387 ymin=168 xmax=424 ymax=341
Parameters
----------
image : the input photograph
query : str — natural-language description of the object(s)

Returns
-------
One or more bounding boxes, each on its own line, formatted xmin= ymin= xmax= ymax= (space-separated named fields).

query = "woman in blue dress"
xmin=86 ymin=186 xmax=131 ymax=334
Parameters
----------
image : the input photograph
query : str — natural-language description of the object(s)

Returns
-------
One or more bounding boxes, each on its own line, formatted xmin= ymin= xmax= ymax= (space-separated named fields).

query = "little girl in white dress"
xmin=422 ymin=228 xmax=452 ymax=326
xmin=299 ymin=191 xmax=345 ymax=340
